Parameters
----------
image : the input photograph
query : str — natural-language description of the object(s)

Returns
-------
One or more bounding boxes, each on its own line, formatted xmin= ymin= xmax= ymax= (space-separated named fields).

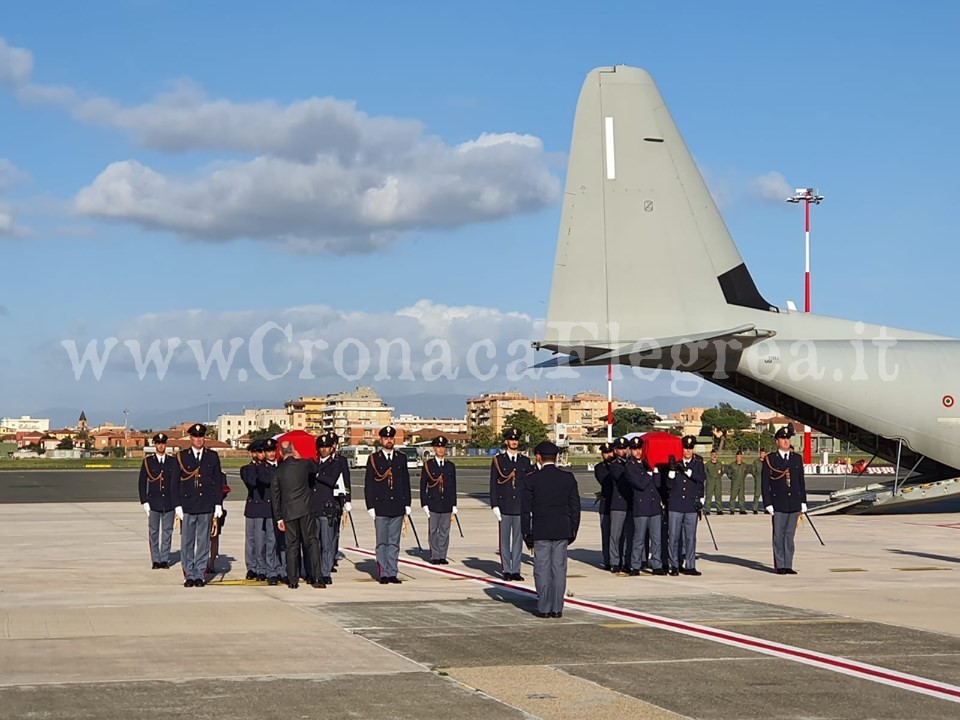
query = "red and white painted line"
xmin=344 ymin=546 xmax=960 ymax=705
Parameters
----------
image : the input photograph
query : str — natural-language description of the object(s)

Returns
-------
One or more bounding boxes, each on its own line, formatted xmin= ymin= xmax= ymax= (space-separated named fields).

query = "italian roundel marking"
xmin=943 ymin=395 xmax=955 ymax=408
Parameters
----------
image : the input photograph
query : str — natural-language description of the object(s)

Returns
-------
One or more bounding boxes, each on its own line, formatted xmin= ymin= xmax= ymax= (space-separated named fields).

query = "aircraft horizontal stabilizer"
xmin=534 ymin=325 xmax=775 ymax=368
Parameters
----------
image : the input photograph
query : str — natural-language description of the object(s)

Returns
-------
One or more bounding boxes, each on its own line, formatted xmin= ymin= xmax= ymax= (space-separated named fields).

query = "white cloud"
xmin=0 ymin=158 xmax=29 ymax=191
xmin=0 ymin=38 xmax=32 ymax=87
xmin=749 ymin=171 xmax=792 ymax=203
xmin=0 ymin=206 xmax=14 ymax=233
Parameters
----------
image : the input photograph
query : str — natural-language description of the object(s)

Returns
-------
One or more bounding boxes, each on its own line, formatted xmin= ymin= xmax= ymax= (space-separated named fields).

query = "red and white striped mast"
xmin=607 ymin=363 xmax=614 ymax=442
xmin=786 ymin=187 xmax=824 ymax=465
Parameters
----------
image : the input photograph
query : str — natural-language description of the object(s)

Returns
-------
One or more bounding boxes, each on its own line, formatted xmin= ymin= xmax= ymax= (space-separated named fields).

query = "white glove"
xmin=492 ymin=507 xmax=502 ymax=522
xmin=667 ymin=471 xmax=676 ymax=479
xmin=404 ymin=506 xmax=412 ymax=516
xmin=684 ymin=469 xmax=693 ymax=477
xmin=214 ymin=505 xmax=223 ymax=519
xmin=141 ymin=502 xmax=151 ymax=516
xmin=175 ymin=506 xmax=184 ymax=521
xmin=367 ymin=508 xmax=376 ymax=519
xmin=452 ymin=506 xmax=458 ymax=515
xmin=765 ymin=505 xmax=774 ymax=515
xmin=423 ymin=506 xmax=431 ymax=518
xmin=801 ymin=502 xmax=808 ymax=513
xmin=344 ymin=501 xmax=352 ymax=512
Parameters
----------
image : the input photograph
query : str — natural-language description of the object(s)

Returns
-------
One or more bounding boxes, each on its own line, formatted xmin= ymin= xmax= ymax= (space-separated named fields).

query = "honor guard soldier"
xmin=521 ymin=441 xmax=581 ymax=618
xmin=364 ymin=426 xmax=412 ymax=584
xmin=490 ymin=427 xmax=533 ymax=581
xmin=242 ymin=440 xmax=271 ymax=581
xmin=311 ymin=433 xmax=342 ymax=585
xmin=420 ymin=435 xmax=457 ymax=564
xmin=762 ymin=427 xmax=807 ymax=574
xmin=259 ymin=438 xmax=286 ymax=585
xmin=173 ymin=423 xmax=224 ymax=588
xmin=623 ymin=437 xmax=666 ymax=576
xmin=593 ymin=442 xmax=615 ymax=570
xmin=606 ymin=437 xmax=634 ymax=574
xmin=704 ymin=450 xmax=725 ymax=515
xmin=665 ymin=435 xmax=706 ymax=576
xmin=727 ymin=450 xmax=749 ymax=514
xmin=138 ymin=433 xmax=177 ymax=569
xmin=328 ymin=432 xmax=352 ymax=567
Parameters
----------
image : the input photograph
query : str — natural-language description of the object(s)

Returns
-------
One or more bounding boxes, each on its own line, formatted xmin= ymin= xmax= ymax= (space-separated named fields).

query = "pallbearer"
xmin=665 ymin=435 xmax=705 ymax=576
xmin=593 ymin=442 xmax=615 ymax=570
xmin=242 ymin=440 xmax=271 ymax=581
xmin=310 ymin=433 xmax=341 ymax=585
xmin=138 ymin=433 xmax=177 ymax=569
xmin=420 ymin=435 xmax=457 ymax=565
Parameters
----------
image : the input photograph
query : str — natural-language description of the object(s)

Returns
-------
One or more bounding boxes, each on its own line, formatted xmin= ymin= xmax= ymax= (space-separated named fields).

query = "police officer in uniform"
xmin=521 ymin=441 xmax=580 ymax=618
xmin=364 ymin=426 xmax=412 ymax=584
xmin=420 ymin=435 xmax=457 ymax=564
xmin=665 ymin=435 xmax=705 ymax=576
xmin=329 ymin=432 xmax=352 ymax=568
xmin=258 ymin=438 xmax=285 ymax=585
xmin=173 ymin=423 xmax=224 ymax=588
xmin=138 ymin=432 xmax=177 ymax=569
xmin=490 ymin=428 xmax=533 ymax=581
xmin=606 ymin=437 xmax=634 ymax=574
xmin=726 ymin=450 xmax=749 ymax=515
xmin=704 ymin=450 xmax=725 ymax=515
xmin=242 ymin=440 xmax=271 ymax=581
xmin=310 ymin=433 xmax=342 ymax=585
xmin=762 ymin=426 xmax=808 ymax=574
xmin=623 ymin=437 xmax=666 ymax=576
xmin=593 ymin=442 xmax=615 ymax=570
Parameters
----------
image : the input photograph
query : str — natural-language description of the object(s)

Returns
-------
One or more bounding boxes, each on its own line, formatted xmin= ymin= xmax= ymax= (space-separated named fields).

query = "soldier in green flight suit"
xmin=726 ymin=450 xmax=749 ymax=514
xmin=704 ymin=450 xmax=725 ymax=515
xmin=750 ymin=449 xmax=767 ymax=514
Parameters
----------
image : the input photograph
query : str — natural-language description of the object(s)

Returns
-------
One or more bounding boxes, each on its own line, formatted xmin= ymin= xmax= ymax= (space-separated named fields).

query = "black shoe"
xmin=652 ymin=568 xmax=666 ymax=576
xmin=311 ymin=580 xmax=326 ymax=589
xmin=628 ymin=569 xmax=640 ymax=576
xmin=257 ymin=574 xmax=267 ymax=582
xmin=753 ymin=510 xmax=758 ymax=514
xmin=195 ymin=578 xmax=205 ymax=587
xmin=184 ymin=578 xmax=195 ymax=587
xmin=388 ymin=576 xmax=402 ymax=584
xmin=152 ymin=562 xmax=159 ymax=569
xmin=514 ymin=574 xmax=524 ymax=582
xmin=740 ymin=510 xmax=748 ymax=515
xmin=268 ymin=577 xmax=278 ymax=586
xmin=439 ymin=559 xmax=449 ymax=565
xmin=245 ymin=570 xmax=256 ymax=580
xmin=160 ymin=562 xmax=169 ymax=569
xmin=330 ymin=566 xmax=337 ymax=572
xmin=280 ymin=576 xmax=289 ymax=585
xmin=534 ymin=611 xmax=550 ymax=619
xmin=549 ymin=612 xmax=563 ymax=618
xmin=379 ymin=577 xmax=389 ymax=585
xmin=288 ymin=582 xmax=299 ymax=589
xmin=776 ymin=568 xmax=787 ymax=575
xmin=429 ymin=559 xmax=439 ymax=565
xmin=785 ymin=569 xmax=798 ymax=575
xmin=669 ymin=567 xmax=679 ymax=576
xmin=682 ymin=568 xmax=702 ymax=576
xmin=609 ymin=566 xmax=621 ymax=574
xmin=600 ymin=564 xmax=610 ymax=571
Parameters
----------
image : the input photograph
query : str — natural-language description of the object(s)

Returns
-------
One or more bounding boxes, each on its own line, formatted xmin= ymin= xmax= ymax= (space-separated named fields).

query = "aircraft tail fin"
xmin=542 ymin=66 xmax=775 ymax=352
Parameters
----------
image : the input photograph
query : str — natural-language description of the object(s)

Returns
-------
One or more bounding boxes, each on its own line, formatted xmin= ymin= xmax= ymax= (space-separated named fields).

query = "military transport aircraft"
xmin=534 ymin=65 xmax=960 ymax=498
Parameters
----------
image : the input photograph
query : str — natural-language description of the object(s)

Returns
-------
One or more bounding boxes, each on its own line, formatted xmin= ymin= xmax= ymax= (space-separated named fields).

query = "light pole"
xmin=786 ymin=187 xmax=824 ymax=465
xmin=123 ymin=409 xmax=129 ymax=429
xmin=607 ymin=363 xmax=613 ymax=443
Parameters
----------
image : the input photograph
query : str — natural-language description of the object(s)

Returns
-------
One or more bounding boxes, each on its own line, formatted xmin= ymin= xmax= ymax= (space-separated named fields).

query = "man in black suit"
xmin=364 ymin=425 xmax=412 ymax=585
xmin=521 ymin=441 xmax=581 ymax=619
xmin=138 ymin=432 xmax=177 ymax=569
xmin=762 ymin=426 xmax=808 ymax=574
xmin=420 ymin=435 xmax=457 ymax=564
xmin=173 ymin=423 xmax=223 ymax=588
xmin=271 ymin=440 xmax=324 ymax=589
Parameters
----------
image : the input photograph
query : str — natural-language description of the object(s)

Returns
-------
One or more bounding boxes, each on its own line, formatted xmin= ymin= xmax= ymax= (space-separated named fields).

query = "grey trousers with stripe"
xmin=499 ymin=514 xmax=523 ymax=575
xmin=375 ymin=515 xmax=403 ymax=579
xmin=428 ymin=512 xmax=451 ymax=560
xmin=667 ymin=511 xmax=698 ymax=570
xmin=182 ymin=512 xmax=212 ymax=581
xmin=147 ymin=510 xmax=174 ymax=564
xmin=533 ymin=539 xmax=568 ymax=614
xmin=772 ymin=511 xmax=800 ymax=570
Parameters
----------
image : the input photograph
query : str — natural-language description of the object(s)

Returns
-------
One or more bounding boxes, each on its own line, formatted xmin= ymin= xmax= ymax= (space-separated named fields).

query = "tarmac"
xmin=2 ymin=468 xmax=960 ymax=719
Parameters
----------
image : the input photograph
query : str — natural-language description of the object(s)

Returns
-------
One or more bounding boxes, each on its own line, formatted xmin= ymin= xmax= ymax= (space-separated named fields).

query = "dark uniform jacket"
xmin=309 ymin=456 xmax=340 ymax=516
xmin=665 ymin=455 xmax=705 ymax=513
xmin=520 ymin=464 xmax=581 ymax=542
xmin=174 ymin=448 xmax=224 ymax=514
xmin=242 ymin=462 xmax=272 ymax=519
xmin=490 ymin=452 xmax=533 ymax=515
xmin=761 ymin=451 xmax=807 ymax=512
xmin=623 ymin=460 xmax=662 ymax=517
xmin=138 ymin=454 xmax=177 ymax=512
xmin=331 ymin=453 xmax=351 ymax=502
xmin=364 ymin=450 xmax=412 ymax=518
xmin=271 ymin=457 xmax=316 ymax=522
xmin=258 ymin=462 xmax=279 ymax=518
xmin=606 ymin=457 xmax=633 ymax=512
xmin=420 ymin=458 xmax=457 ymax=513
xmin=593 ymin=460 xmax=615 ymax=515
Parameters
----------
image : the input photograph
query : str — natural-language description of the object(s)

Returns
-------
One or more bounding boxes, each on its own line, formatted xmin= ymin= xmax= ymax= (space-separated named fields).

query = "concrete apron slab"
xmin=344 ymin=546 xmax=960 ymax=705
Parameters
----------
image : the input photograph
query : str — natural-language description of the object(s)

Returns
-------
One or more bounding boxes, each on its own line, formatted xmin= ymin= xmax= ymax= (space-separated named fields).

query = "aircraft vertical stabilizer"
xmin=543 ymin=65 xmax=774 ymax=353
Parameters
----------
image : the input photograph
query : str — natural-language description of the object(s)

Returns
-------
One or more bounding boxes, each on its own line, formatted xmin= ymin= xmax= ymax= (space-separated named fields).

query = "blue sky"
xmin=2 ymin=1 xmax=960 ymax=425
